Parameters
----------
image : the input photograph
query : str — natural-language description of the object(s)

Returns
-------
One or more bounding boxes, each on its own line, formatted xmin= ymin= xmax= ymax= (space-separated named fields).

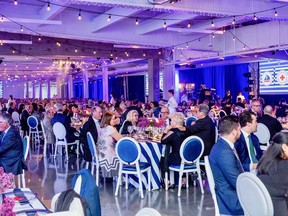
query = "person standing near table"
xmin=167 ymin=89 xmax=178 ymax=114
xmin=0 ymin=112 xmax=26 ymax=175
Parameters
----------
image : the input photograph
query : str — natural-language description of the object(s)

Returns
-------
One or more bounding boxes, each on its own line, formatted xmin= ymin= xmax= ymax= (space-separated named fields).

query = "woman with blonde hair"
xmin=120 ymin=110 xmax=139 ymax=135
xmin=98 ymin=112 xmax=123 ymax=178
xmin=161 ymin=112 xmax=189 ymax=188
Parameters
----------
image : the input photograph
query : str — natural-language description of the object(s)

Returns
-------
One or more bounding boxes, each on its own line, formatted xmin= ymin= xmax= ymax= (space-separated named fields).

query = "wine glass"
xmin=128 ymin=126 xmax=133 ymax=137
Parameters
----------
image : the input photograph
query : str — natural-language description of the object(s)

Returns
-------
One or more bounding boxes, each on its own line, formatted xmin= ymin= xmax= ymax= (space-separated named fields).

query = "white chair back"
xmin=135 ymin=207 xmax=162 ymax=216
xmin=236 ymin=172 xmax=274 ymax=216
xmin=40 ymin=120 xmax=47 ymax=143
xmin=23 ymin=135 xmax=30 ymax=161
xmin=12 ymin=111 xmax=20 ymax=127
xmin=53 ymin=122 xmax=67 ymax=143
xmin=215 ymin=126 xmax=218 ymax=143
xmin=254 ymin=123 xmax=270 ymax=151
xmin=74 ymin=175 xmax=82 ymax=194
xmin=219 ymin=110 xmax=227 ymax=118
xmin=204 ymin=156 xmax=220 ymax=216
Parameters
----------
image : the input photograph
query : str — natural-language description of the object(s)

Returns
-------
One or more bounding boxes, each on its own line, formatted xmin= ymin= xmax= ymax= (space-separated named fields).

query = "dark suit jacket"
xmin=209 ymin=138 xmax=244 ymax=215
xmin=0 ymin=126 xmax=26 ymax=175
xmin=79 ymin=116 xmax=98 ymax=162
xmin=258 ymin=160 xmax=288 ymax=216
xmin=51 ymin=112 xmax=78 ymax=143
xmin=187 ymin=115 xmax=216 ymax=159
xmin=234 ymin=132 xmax=263 ymax=171
xmin=20 ymin=109 xmax=30 ymax=133
xmin=257 ymin=114 xmax=282 ymax=140
xmin=122 ymin=106 xmax=143 ymax=119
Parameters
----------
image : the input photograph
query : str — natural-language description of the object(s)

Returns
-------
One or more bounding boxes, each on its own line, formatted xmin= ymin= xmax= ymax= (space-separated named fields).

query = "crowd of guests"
xmin=1 ymin=90 xmax=288 ymax=215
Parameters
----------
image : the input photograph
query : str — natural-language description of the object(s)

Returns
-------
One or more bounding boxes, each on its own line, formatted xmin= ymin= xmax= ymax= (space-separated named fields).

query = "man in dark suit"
xmin=188 ymin=103 xmax=216 ymax=159
xmin=80 ymin=105 xmax=102 ymax=162
xmin=257 ymin=105 xmax=282 ymax=140
xmin=235 ymin=111 xmax=263 ymax=172
xmin=209 ymin=115 xmax=244 ymax=215
xmin=0 ymin=113 xmax=25 ymax=175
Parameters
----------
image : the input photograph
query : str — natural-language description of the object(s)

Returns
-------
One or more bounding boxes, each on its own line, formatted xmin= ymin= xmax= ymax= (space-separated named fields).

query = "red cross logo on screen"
xmin=280 ymin=74 xmax=286 ymax=81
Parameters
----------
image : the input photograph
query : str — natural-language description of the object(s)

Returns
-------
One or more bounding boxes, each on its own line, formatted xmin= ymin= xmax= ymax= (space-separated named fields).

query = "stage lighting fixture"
xmin=248 ymin=80 xmax=255 ymax=85
xmin=243 ymin=72 xmax=252 ymax=78
xmin=244 ymin=87 xmax=252 ymax=92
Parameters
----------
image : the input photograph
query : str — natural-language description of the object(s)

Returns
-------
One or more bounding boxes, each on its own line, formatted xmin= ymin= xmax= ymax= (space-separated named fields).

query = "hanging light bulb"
xmin=253 ymin=14 xmax=257 ymax=21
xmin=274 ymin=9 xmax=278 ymax=17
xmin=38 ymin=35 xmax=41 ymax=41
xmin=14 ymin=0 xmax=17 ymax=5
xmin=20 ymin=25 xmax=23 ymax=32
xmin=187 ymin=22 xmax=191 ymax=28
xmin=232 ymin=36 xmax=235 ymax=41
xmin=163 ymin=19 xmax=167 ymax=28
xmin=212 ymin=33 xmax=215 ymax=38
xmin=136 ymin=18 xmax=139 ymax=25
xmin=243 ymin=45 xmax=246 ymax=50
xmin=1 ymin=15 xmax=4 ymax=22
xmin=211 ymin=20 xmax=214 ymax=27
xmin=75 ymin=48 xmax=78 ymax=53
xmin=47 ymin=2 xmax=50 ymax=11
xmin=107 ymin=14 xmax=111 ymax=22
xmin=232 ymin=17 xmax=235 ymax=25
xmin=186 ymin=43 xmax=189 ymax=48
xmin=93 ymin=50 xmax=96 ymax=54
xmin=78 ymin=9 xmax=82 ymax=20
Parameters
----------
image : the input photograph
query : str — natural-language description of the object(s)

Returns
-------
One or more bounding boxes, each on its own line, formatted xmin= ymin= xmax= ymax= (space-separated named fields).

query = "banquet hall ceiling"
xmin=1 ymin=0 xmax=288 ymax=80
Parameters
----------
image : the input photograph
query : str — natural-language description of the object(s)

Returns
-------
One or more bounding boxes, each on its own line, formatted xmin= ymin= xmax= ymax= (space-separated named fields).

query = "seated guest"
xmin=160 ymin=107 xmax=170 ymax=127
xmin=161 ymin=112 xmax=189 ymax=187
xmin=150 ymin=101 xmax=161 ymax=118
xmin=80 ymin=106 xmax=102 ymax=163
xmin=68 ymin=104 xmax=79 ymax=120
xmin=209 ymin=116 xmax=244 ymax=215
xmin=235 ymin=97 xmax=245 ymax=108
xmin=121 ymin=110 xmax=139 ymax=135
xmin=113 ymin=107 xmax=123 ymax=132
xmin=257 ymin=132 xmax=288 ymax=216
xmin=20 ymin=104 xmax=31 ymax=136
xmin=0 ymin=113 xmax=26 ymax=175
xmin=187 ymin=104 xmax=216 ymax=159
xmin=122 ymin=99 xmax=143 ymax=120
xmin=7 ymin=101 xmax=16 ymax=115
xmin=250 ymin=98 xmax=262 ymax=117
xmin=43 ymin=109 xmax=54 ymax=145
xmin=51 ymin=103 xmax=79 ymax=153
xmin=98 ymin=112 xmax=123 ymax=177
xmin=32 ymin=102 xmax=44 ymax=131
xmin=235 ymin=111 xmax=263 ymax=171
xmin=276 ymin=99 xmax=288 ymax=118
xmin=257 ymin=105 xmax=283 ymax=140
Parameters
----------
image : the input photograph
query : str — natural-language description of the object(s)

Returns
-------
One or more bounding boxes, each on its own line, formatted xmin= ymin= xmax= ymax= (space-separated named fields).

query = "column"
xmin=102 ymin=67 xmax=109 ymax=102
xmin=39 ymin=80 xmax=42 ymax=99
xmin=162 ymin=64 xmax=176 ymax=100
xmin=26 ymin=81 xmax=29 ymax=98
xmin=47 ymin=79 xmax=51 ymax=99
xmin=32 ymin=81 xmax=35 ymax=99
xmin=67 ymin=75 xmax=73 ymax=99
xmin=83 ymin=70 xmax=89 ymax=99
xmin=148 ymin=59 xmax=160 ymax=102
xmin=56 ymin=76 xmax=62 ymax=99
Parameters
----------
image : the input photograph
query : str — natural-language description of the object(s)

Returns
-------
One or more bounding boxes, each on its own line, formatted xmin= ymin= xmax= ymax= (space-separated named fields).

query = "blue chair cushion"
xmin=183 ymin=139 xmax=202 ymax=162
xmin=169 ymin=164 xmax=197 ymax=170
xmin=117 ymin=139 xmax=139 ymax=163
xmin=123 ymin=162 xmax=150 ymax=171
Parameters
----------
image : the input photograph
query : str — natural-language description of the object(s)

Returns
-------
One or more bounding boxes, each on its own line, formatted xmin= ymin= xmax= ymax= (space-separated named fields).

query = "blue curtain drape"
xmin=128 ymin=76 xmax=145 ymax=102
xmin=179 ymin=63 xmax=249 ymax=103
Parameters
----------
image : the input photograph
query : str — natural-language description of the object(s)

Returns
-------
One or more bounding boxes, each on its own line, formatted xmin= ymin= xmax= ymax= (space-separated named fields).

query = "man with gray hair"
xmin=0 ymin=113 xmax=26 ymax=175
xmin=258 ymin=105 xmax=282 ymax=140
xmin=187 ymin=103 xmax=216 ymax=159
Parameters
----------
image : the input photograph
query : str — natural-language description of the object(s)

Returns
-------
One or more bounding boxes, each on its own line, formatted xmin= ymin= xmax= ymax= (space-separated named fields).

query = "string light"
xmin=254 ymin=53 xmax=258 ymax=57
xmin=1 ymin=15 xmax=4 ymax=22
xmin=14 ymin=0 xmax=17 ymax=5
xmin=20 ymin=25 xmax=23 ymax=32
xmin=211 ymin=20 xmax=214 ymax=27
xmin=75 ymin=48 xmax=78 ymax=53
xmin=38 ymin=35 xmax=41 ymax=41
xmin=274 ymin=9 xmax=278 ymax=17
xmin=212 ymin=33 xmax=215 ymax=38
xmin=232 ymin=17 xmax=235 ymax=25
xmin=93 ymin=50 xmax=96 ymax=54
xmin=0 ymin=41 xmax=3 ymax=46
xmin=243 ymin=45 xmax=246 ymax=50
xmin=78 ymin=9 xmax=82 ymax=20
xmin=232 ymin=36 xmax=235 ymax=41
xmin=158 ymin=51 xmax=161 ymax=55
xmin=253 ymin=14 xmax=257 ymax=21
xmin=136 ymin=18 xmax=139 ymax=25
xmin=187 ymin=22 xmax=191 ymax=28
xmin=107 ymin=14 xmax=111 ymax=22
xmin=47 ymin=2 xmax=50 ymax=11
xmin=186 ymin=43 xmax=189 ymax=48
xmin=163 ymin=19 xmax=167 ymax=28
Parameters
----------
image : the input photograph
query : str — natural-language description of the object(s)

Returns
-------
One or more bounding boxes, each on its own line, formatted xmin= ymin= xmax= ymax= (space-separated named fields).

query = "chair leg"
xmin=22 ymin=171 xmax=26 ymax=188
xmin=65 ymin=145 xmax=68 ymax=159
xmin=85 ymin=162 xmax=89 ymax=169
xmin=178 ymin=171 xmax=183 ymax=197
xmin=91 ymin=164 xmax=94 ymax=175
xmin=96 ymin=165 xmax=99 ymax=186
xmin=115 ymin=170 xmax=122 ymax=197
xmin=165 ymin=172 xmax=168 ymax=191
xmin=17 ymin=175 xmax=21 ymax=188
xmin=148 ymin=168 xmax=151 ymax=192
xmin=125 ymin=174 xmax=128 ymax=190
xmin=76 ymin=143 xmax=79 ymax=158
xmin=138 ymin=171 xmax=144 ymax=199
xmin=43 ymin=141 xmax=47 ymax=157
xmin=197 ymin=168 xmax=204 ymax=194
xmin=54 ymin=144 xmax=58 ymax=158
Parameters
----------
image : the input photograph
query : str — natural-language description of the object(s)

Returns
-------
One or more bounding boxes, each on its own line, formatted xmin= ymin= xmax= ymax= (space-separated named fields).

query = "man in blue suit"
xmin=210 ymin=115 xmax=244 ymax=215
xmin=0 ymin=113 xmax=25 ymax=175
xmin=235 ymin=111 xmax=263 ymax=172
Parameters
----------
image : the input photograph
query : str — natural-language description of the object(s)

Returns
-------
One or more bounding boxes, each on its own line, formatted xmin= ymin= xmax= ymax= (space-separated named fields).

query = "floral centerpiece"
xmin=137 ymin=117 xmax=166 ymax=128
xmin=0 ymin=167 xmax=15 ymax=216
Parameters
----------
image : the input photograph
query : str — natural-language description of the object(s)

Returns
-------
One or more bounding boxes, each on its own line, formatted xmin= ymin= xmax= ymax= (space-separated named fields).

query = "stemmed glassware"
xmin=128 ymin=126 xmax=133 ymax=137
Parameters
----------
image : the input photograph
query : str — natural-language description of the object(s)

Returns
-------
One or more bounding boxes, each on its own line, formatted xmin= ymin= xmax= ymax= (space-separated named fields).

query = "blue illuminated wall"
xmin=179 ymin=64 xmax=249 ymax=102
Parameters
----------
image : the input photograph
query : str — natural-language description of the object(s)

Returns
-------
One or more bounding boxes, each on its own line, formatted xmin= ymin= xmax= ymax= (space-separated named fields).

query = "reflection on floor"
xmin=24 ymin=153 xmax=216 ymax=216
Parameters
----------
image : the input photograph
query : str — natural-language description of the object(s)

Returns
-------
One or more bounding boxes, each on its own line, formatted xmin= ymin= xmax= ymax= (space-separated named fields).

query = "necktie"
xmin=248 ymin=135 xmax=258 ymax=163
xmin=1 ymin=132 xmax=5 ymax=141
xmin=233 ymin=147 xmax=244 ymax=173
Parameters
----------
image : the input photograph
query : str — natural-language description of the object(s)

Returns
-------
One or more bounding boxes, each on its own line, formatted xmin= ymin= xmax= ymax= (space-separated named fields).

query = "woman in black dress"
xmin=257 ymin=132 xmax=288 ymax=216
xmin=161 ymin=112 xmax=189 ymax=188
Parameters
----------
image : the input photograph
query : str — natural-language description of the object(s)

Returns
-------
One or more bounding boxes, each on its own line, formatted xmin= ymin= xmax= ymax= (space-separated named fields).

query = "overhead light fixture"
xmin=47 ymin=2 xmax=51 ymax=11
